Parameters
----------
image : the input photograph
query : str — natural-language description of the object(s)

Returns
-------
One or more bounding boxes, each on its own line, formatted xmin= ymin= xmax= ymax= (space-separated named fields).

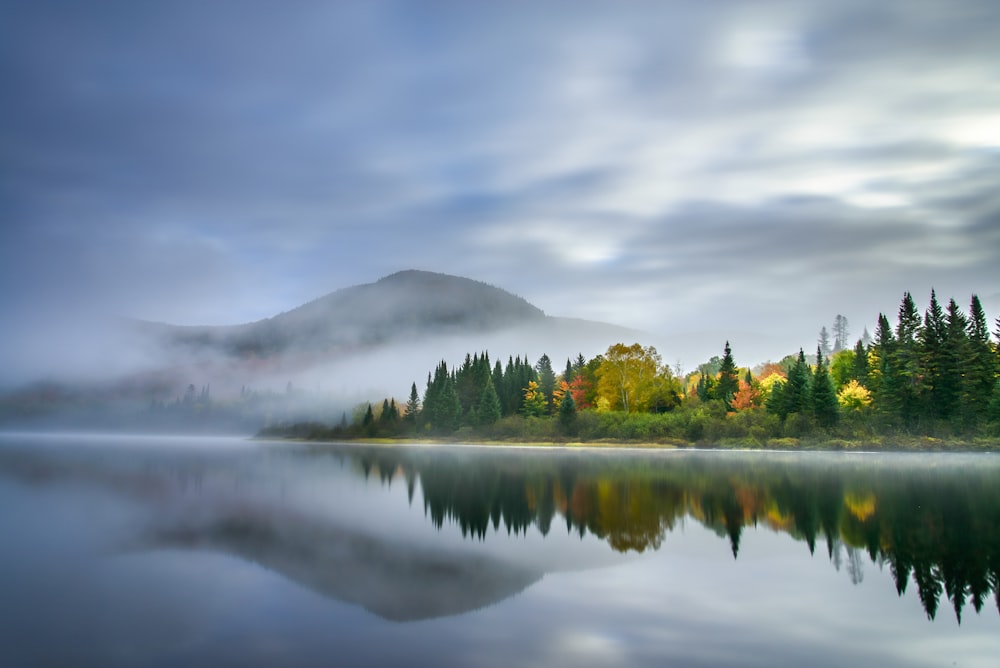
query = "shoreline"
xmin=257 ymin=432 xmax=1000 ymax=453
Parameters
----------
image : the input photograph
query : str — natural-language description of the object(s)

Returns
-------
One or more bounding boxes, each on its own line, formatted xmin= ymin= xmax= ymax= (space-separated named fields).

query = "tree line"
xmin=281 ymin=291 xmax=1000 ymax=445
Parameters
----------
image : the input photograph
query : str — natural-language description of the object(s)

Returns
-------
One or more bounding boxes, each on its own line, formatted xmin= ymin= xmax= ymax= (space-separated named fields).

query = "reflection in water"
xmin=322 ymin=445 xmax=1000 ymax=624
xmin=1 ymin=437 xmax=999 ymax=627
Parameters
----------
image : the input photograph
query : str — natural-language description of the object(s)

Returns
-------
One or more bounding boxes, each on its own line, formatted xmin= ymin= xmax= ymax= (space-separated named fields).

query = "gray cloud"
xmin=2 ymin=0 xmax=999 ymax=381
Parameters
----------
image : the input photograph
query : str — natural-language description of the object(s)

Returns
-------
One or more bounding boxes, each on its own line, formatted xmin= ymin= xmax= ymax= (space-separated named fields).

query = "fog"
xmin=0 ymin=271 xmax=652 ymax=433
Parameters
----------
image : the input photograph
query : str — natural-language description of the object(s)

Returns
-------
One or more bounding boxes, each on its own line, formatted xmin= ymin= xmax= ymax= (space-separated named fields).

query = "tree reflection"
xmin=319 ymin=446 xmax=1000 ymax=623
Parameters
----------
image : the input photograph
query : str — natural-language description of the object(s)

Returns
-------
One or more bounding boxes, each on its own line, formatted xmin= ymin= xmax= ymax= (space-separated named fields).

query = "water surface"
xmin=1 ymin=433 xmax=998 ymax=667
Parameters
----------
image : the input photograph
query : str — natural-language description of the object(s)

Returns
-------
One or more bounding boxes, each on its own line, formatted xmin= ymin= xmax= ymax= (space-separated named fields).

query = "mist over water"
xmin=1 ymin=434 xmax=998 ymax=667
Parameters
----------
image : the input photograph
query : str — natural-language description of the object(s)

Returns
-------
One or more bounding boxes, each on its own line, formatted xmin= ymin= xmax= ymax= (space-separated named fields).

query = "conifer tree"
xmin=812 ymin=346 xmax=839 ymax=428
xmin=536 ymin=354 xmax=557 ymax=414
xmin=919 ymin=290 xmax=946 ymax=418
xmin=716 ymin=341 xmax=739 ymax=409
xmin=936 ymin=298 xmax=968 ymax=423
xmin=870 ymin=314 xmax=895 ymax=414
xmin=892 ymin=293 xmax=923 ymax=425
xmin=962 ymin=295 xmax=994 ymax=427
xmin=852 ymin=339 xmax=869 ymax=388
xmin=405 ymin=382 xmax=421 ymax=424
xmin=476 ymin=375 xmax=502 ymax=427
xmin=783 ymin=349 xmax=812 ymax=417
xmin=558 ymin=388 xmax=577 ymax=435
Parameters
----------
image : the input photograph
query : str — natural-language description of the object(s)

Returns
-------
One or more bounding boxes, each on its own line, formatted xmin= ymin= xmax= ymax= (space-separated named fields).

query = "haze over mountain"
xmin=2 ymin=270 xmax=644 ymax=429
xmin=137 ymin=269 xmax=642 ymax=372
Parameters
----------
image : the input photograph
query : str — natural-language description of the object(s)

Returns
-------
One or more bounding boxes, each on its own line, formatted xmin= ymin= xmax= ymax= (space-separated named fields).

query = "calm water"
xmin=1 ymin=433 xmax=998 ymax=667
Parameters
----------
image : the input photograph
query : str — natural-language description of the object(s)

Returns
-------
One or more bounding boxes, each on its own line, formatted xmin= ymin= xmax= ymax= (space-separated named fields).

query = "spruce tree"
xmin=476 ymin=376 xmax=502 ymax=427
xmin=919 ymin=291 xmax=946 ymax=418
xmin=535 ymin=354 xmax=556 ymax=414
xmin=812 ymin=346 xmax=839 ymax=428
xmin=871 ymin=314 xmax=895 ymax=416
xmin=783 ymin=349 xmax=812 ymax=417
xmin=893 ymin=292 xmax=923 ymax=425
xmin=716 ymin=341 xmax=739 ymax=409
xmin=962 ymin=295 xmax=994 ymax=428
xmin=558 ymin=389 xmax=577 ymax=435
xmin=852 ymin=339 xmax=869 ymax=388
xmin=935 ymin=299 xmax=967 ymax=423
xmin=405 ymin=382 xmax=421 ymax=424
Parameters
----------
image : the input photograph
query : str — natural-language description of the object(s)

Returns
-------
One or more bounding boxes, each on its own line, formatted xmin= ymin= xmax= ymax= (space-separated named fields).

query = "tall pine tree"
xmin=716 ymin=341 xmax=739 ymax=409
xmin=812 ymin=346 xmax=839 ymax=428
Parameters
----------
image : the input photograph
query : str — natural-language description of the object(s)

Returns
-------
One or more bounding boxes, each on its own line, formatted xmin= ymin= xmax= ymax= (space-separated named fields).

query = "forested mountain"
xmin=139 ymin=270 xmax=552 ymax=358
xmin=1 ymin=271 xmax=641 ymax=430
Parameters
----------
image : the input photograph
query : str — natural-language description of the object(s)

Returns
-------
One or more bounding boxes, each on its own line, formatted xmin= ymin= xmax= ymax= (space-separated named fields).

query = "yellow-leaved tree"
xmin=595 ymin=343 xmax=662 ymax=413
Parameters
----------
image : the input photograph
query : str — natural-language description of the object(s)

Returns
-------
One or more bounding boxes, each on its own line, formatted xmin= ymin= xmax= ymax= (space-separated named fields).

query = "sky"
xmin=2 ymin=0 xmax=999 ymax=380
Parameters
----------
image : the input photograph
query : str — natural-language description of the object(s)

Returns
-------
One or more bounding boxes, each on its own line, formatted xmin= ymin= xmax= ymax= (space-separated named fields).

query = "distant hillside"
xmin=143 ymin=270 xmax=549 ymax=358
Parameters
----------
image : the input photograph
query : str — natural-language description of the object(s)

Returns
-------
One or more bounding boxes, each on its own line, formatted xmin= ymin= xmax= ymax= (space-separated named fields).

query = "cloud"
xmin=1 ymin=0 xmax=998 ymax=381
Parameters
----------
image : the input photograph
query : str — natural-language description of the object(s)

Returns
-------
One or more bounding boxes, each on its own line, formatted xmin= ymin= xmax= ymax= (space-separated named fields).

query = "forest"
xmin=263 ymin=291 xmax=1000 ymax=448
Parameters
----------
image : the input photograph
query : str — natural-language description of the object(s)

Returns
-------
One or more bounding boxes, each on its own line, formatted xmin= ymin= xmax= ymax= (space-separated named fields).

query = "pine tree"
xmin=939 ymin=299 xmax=968 ymax=423
xmin=871 ymin=313 xmax=895 ymax=416
xmin=919 ymin=290 xmax=946 ymax=418
xmin=535 ymin=354 xmax=556 ymax=414
xmin=716 ymin=341 xmax=739 ymax=409
xmin=476 ymin=375 xmax=502 ymax=427
xmin=783 ymin=349 xmax=812 ymax=417
xmin=962 ymin=295 xmax=995 ymax=428
xmin=852 ymin=339 xmax=870 ymax=388
xmin=405 ymin=382 xmax=421 ymax=424
xmin=558 ymin=388 xmax=577 ymax=435
xmin=893 ymin=292 xmax=923 ymax=426
xmin=812 ymin=346 xmax=839 ymax=428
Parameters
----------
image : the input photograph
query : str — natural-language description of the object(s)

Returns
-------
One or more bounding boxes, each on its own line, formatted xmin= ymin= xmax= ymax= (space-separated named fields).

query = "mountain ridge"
xmin=142 ymin=269 xmax=626 ymax=359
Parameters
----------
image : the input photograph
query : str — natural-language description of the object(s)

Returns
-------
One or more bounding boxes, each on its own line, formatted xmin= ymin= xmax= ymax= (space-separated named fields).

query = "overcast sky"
xmin=2 ymin=0 xmax=999 ymax=376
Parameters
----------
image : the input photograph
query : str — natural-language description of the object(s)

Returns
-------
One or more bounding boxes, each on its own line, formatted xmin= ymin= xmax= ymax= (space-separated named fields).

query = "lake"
xmin=1 ymin=433 xmax=998 ymax=667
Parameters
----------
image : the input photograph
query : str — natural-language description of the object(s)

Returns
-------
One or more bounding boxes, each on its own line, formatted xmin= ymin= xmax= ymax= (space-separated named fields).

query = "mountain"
xmin=2 ymin=270 xmax=645 ymax=430
xmin=143 ymin=270 xmax=551 ymax=358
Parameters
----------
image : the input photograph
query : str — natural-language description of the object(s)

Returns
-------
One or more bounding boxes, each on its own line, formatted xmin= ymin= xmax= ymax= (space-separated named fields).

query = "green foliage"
xmin=716 ymin=341 xmax=739 ymax=409
xmin=535 ymin=354 xmax=557 ymax=414
xmin=476 ymin=375 xmax=502 ymax=427
xmin=812 ymin=347 xmax=839 ymax=429
xmin=311 ymin=288 xmax=997 ymax=445
xmin=558 ymin=388 xmax=577 ymax=435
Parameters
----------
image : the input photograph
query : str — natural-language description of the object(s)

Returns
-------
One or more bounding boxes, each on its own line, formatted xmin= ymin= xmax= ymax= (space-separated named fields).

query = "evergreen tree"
xmin=766 ymin=379 xmax=787 ymax=419
xmin=437 ymin=375 xmax=462 ymax=433
xmin=812 ymin=346 xmax=839 ymax=428
xmin=476 ymin=375 xmax=502 ymax=427
xmin=871 ymin=314 xmax=895 ymax=415
xmin=937 ymin=298 xmax=968 ymax=424
xmin=852 ymin=339 xmax=869 ymax=388
xmin=535 ymin=354 xmax=557 ymax=414
xmin=564 ymin=358 xmax=574 ymax=384
xmin=405 ymin=382 xmax=421 ymax=424
xmin=962 ymin=295 xmax=994 ymax=428
xmin=716 ymin=341 xmax=739 ymax=409
xmin=783 ymin=349 xmax=812 ymax=417
xmin=919 ymin=290 xmax=946 ymax=418
xmin=362 ymin=403 xmax=376 ymax=436
xmin=558 ymin=388 xmax=577 ymax=435
xmin=892 ymin=292 xmax=923 ymax=425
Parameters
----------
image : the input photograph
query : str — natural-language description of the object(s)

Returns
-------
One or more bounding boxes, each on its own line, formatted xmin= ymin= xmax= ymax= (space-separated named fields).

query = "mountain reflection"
xmin=2 ymin=438 xmax=999 ymax=625
xmin=321 ymin=445 xmax=1000 ymax=623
